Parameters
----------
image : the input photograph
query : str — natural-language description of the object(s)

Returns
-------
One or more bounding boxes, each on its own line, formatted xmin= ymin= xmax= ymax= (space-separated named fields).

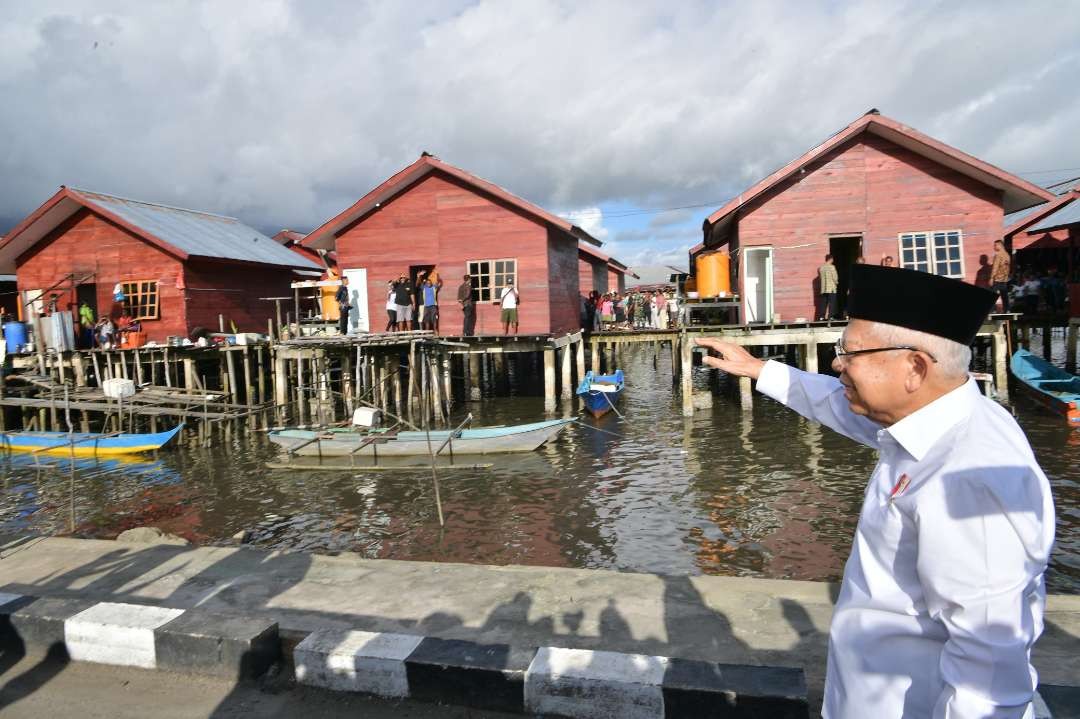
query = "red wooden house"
xmin=302 ymin=154 xmax=601 ymax=335
xmin=0 ymin=187 xmax=320 ymax=342
xmin=692 ymin=110 xmax=1054 ymax=323
xmin=578 ymin=242 xmax=635 ymax=295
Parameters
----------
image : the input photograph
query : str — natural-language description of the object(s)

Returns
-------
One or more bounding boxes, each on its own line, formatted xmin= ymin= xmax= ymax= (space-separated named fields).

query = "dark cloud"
xmin=1 ymin=0 xmax=1077 ymax=252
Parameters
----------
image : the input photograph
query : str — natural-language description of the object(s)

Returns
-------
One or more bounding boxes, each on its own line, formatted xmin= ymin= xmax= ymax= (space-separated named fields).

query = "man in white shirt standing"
xmin=696 ymin=264 xmax=1055 ymax=719
xmin=500 ymin=278 xmax=519 ymax=335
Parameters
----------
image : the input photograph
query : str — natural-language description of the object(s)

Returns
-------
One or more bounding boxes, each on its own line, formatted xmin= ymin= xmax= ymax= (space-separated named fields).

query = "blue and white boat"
xmin=576 ymin=369 xmax=624 ymax=418
xmin=1011 ymin=349 xmax=1080 ymax=425
xmin=268 ymin=419 xmax=573 ymax=457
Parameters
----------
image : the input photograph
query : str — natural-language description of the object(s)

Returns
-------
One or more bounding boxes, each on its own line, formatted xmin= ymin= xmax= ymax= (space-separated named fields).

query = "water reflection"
xmin=0 ymin=337 xmax=1076 ymax=594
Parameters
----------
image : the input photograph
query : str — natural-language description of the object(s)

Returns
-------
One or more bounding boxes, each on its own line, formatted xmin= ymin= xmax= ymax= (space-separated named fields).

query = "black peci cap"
xmin=847 ymin=265 xmax=997 ymax=345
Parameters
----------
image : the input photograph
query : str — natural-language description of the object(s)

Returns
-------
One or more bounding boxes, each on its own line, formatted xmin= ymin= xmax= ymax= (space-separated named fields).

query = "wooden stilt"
xmin=393 ymin=351 xmax=403 ymax=416
xmin=575 ymin=339 xmax=585 ymax=387
xmin=560 ymin=344 xmax=572 ymax=401
xmin=442 ymin=353 xmax=452 ymax=411
xmin=543 ymin=347 xmax=556 ymax=412
xmin=804 ymin=343 xmax=818 ymax=374
xmin=992 ymin=327 xmax=1009 ymax=402
xmin=680 ymin=333 xmax=694 ymax=417
xmin=1067 ymin=319 xmax=1079 ymax=373
xmin=274 ymin=353 xmax=288 ymax=424
xmin=342 ymin=351 xmax=354 ymax=415
xmin=739 ymin=375 xmax=754 ymax=410
xmin=468 ymin=352 xmax=481 ymax=401
xmin=590 ymin=340 xmax=599 ymax=373
xmin=183 ymin=357 xmax=196 ymax=390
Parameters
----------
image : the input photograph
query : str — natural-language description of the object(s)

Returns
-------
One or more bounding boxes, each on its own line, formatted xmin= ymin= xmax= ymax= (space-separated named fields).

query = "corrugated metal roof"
xmin=72 ymin=189 xmax=320 ymax=269
xmin=1029 ymin=197 xmax=1080 ymax=232
xmin=1003 ymin=202 xmax=1047 ymax=228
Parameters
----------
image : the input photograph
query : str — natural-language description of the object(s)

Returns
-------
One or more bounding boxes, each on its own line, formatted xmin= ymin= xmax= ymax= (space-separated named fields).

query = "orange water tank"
xmin=695 ymin=252 xmax=731 ymax=297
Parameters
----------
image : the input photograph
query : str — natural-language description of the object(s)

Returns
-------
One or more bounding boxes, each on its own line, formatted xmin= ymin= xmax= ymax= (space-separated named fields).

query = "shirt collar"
xmin=884 ymin=378 xmax=980 ymax=461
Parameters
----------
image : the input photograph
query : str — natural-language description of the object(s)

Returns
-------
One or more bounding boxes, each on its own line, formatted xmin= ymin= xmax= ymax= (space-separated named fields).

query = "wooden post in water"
xmin=183 ymin=357 xmax=196 ymax=390
xmin=575 ymin=338 xmax=585 ymax=387
xmin=992 ymin=326 xmax=1009 ymax=402
xmin=543 ymin=347 xmax=556 ymax=412
xmin=1067 ymin=319 xmax=1079 ymax=373
xmin=379 ymin=353 xmax=391 ymax=413
xmin=671 ymin=337 xmax=680 ymax=384
xmin=442 ymin=352 xmax=452 ymax=411
xmin=1042 ymin=321 xmax=1052 ymax=360
xmin=680 ymin=332 xmax=694 ymax=417
xmin=739 ymin=374 xmax=754 ymax=410
xmin=468 ymin=352 xmax=481 ymax=400
xmin=560 ymin=343 xmax=572 ymax=401
xmin=274 ymin=353 xmax=288 ymax=424
xmin=393 ymin=351 xmax=403 ymax=416
xmin=297 ymin=354 xmax=308 ymax=425
xmin=804 ymin=342 xmax=818 ymax=374
xmin=342 ymin=351 xmax=354 ymax=415
xmin=590 ymin=339 xmax=599 ymax=373
xmin=1020 ymin=324 xmax=1030 ymax=350
xmin=493 ymin=352 xmax=505 ymax=392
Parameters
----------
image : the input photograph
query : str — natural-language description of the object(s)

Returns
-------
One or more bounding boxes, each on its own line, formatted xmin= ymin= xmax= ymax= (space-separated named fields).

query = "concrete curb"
xmin=0 ymin=592 xmax=280 ymax=679
xmin=294 ymin=629 xmax=810 ymax=718
xmin=3 ymin=590 xmax=1066 ymax=718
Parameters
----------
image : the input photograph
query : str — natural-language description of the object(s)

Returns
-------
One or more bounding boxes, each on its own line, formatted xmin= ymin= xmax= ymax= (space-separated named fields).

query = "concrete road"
xmin=0 ymin=649 xmax=514 ymax=719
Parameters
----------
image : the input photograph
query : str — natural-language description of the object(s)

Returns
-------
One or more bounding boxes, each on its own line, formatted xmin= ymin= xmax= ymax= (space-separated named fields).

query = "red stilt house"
xmin=1004 ymin=179 xmax=1080 ymax=311
xmin=302 ymin=154 xmax=601 ymax=335
xmin=693 ymin=110 xmax=1054 ymax=323
xmin=0 ymin=187 xmax=320 ymax=342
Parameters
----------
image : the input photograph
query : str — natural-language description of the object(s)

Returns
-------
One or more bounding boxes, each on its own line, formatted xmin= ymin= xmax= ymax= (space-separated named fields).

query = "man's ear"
xmin=905 ymin=351 xmax=932 ymax=392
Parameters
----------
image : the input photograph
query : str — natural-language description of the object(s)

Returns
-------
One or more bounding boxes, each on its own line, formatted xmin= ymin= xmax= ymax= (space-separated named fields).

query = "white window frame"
xmin=467 ymin=258 xmax=517 ymax=303
xmin=897 ymin=230 xmax=964 ymax=279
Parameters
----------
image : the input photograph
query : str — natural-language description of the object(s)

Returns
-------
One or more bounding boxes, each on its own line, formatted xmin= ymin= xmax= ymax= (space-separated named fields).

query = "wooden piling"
xmin=560 ymin=344 xmax=572 ymax=401
xmin=1067 ymin=319 xmax=1079 ymax=373
xmin=590 ymin=340 xmax=599 ymax=373
xmin=680 ymin=333 xmax=693 ymax=417
xmin=575 ymin=338 xmax=585 ymax=387
xmin=468 ymin=352 xmax=481 ymax=401
xmin=804 ymin=343 xmax=818 ymax=374
xmin=992 ymin=327 xmax=1009 ymax=402
xmin=543 ymin=348 xmax=556 ymax=412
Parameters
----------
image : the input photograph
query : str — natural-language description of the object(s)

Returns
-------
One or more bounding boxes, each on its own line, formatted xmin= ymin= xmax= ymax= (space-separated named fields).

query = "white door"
xmin=342 ymin=268 xmax=369 ymax=333
xmin=743 ymin=247 xmax=774 ymax=323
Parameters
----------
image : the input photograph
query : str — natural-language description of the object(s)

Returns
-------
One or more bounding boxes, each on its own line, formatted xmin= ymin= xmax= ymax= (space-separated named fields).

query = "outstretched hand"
xmin=694 ymin=338 xmax=766 ymax=380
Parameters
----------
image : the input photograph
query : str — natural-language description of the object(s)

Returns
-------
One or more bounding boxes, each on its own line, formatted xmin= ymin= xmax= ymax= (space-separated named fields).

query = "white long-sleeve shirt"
xmin=755 ymin=361 xmax=1055 ymax=719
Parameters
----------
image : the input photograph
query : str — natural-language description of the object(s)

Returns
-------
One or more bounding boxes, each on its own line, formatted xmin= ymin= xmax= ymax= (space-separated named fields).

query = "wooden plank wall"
xmin=334 ymin=172 xmax=568 ymax=335
xmin=183 ymin=261 xmax=295 ymax=333
xmin=15 ymin=208 xmax=189 ymax=339
xmin=736 ymin=134 xmax=1004 ymax=321
xmin=547 ymin=229 xmax=581 ymax=333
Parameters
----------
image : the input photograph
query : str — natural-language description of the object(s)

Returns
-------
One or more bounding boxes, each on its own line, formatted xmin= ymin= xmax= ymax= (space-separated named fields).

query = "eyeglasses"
xmin=834 ymin=340 xmax=937 ymax=363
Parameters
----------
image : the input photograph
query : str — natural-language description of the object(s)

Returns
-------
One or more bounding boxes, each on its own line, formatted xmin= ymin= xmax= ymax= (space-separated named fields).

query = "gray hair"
xmin=869 ymin=322 xmax=972 ymax=380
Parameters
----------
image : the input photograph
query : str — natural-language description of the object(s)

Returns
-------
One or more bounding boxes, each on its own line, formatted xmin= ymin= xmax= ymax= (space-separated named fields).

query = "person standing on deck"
xmin=421 ymin=277 xmax=439 ymax=333
xmin=78 ymin=300 xmax=95 ymax=349
xmin=990 ymin=240 xmax=1012 ymax=312
xmin=818 ymin=254 xmax=839 ymax=320
xmin=695 ymin=265 xmax=1054 ymax=719
xmin=457 ymin=274 xmax=475 ymax=336
xmin=334 ymin=276 xmax=351 ymax=335
xmin=384 ymin=280 xmax=397 ymax=332
xmin=392 ymin=274 xmax=413 ymax=332
xmin=500 ymin=278 xmax=519 ymax=335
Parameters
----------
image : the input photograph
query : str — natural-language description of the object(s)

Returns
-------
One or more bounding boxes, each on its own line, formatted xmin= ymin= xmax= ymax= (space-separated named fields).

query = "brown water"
xmin=2 ymin=336 xmax=1077 ymax=594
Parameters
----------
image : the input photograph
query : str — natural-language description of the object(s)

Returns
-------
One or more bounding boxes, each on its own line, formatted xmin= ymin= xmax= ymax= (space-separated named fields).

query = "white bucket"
xmin=352 ymin=407 xmax=381 ymax=428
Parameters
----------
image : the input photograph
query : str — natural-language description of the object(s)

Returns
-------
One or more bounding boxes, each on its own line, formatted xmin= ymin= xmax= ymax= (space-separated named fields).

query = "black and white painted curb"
xmin=0 ymin=592 xmax=279 ymax=680
xmin=294 ymin=628 xmax=810 ymax=718
xmin=0 ymin=591 xmax=1060 ymax=718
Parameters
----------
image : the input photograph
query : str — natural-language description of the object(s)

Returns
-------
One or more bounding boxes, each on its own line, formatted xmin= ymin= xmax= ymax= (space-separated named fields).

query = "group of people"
xmin=818 ymin=254 xmax=896 ymax=320
xmin=350 ymin=268 xmax=519 ymax=337
xmin=988 ymin=239 xmax=1068 ymax=314
xmin=76 ymin=299 xmax=140 ymax=349
xmin=583 ymin=289 xmax=677 ymax=331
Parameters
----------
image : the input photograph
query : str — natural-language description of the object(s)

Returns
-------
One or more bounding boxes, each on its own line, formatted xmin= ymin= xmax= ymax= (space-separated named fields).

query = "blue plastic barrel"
xmin=3 ymin=321 xmax=27 ymax=354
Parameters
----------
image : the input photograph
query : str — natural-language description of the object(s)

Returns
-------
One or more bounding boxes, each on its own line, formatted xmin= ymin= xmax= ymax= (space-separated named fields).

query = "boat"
xmin=267 ymin=418 xmax=573 ymax=458
xmin=1010 ymin=349 xmax=1080 ymax=425
xmin=576 ymin=369 xmax=625 ymax=418
xmin=0 ymin=424 xmax=184 ymax=456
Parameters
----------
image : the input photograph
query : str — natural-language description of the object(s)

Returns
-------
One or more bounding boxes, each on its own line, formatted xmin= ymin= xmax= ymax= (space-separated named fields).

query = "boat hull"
xmin=268 ymin=419 xmax=572 ymax=457
xmin=576 ymin=370 xmax=625 ymax=418
xmin=0 ymin=425 xmax=185 ymax=456
xmin=1010 ymin=349 xmax=1080 ymax=425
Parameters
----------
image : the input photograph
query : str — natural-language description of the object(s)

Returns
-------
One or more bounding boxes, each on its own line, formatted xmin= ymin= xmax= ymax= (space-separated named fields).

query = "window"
xmin=467 ymin=258 xmax=516 ymax=302
xmin=898 ymin=230 xmax=964 ymax=278
xmin=121 ymin=280 xmax=159 ymax=320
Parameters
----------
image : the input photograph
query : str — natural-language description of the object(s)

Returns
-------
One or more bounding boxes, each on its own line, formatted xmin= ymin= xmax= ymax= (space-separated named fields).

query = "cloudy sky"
xmin=1 ymin=0 xmax=1078 ymax=268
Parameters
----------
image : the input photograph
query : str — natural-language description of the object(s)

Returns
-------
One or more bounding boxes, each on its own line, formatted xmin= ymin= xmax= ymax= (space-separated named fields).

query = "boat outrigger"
xmin=0 ymin=425 xmax=184 ymax=456
xmin=1010 ymin=349 xmax=1080 ymax=425
xmin=576 ymin=369 xmax=625 ymax=418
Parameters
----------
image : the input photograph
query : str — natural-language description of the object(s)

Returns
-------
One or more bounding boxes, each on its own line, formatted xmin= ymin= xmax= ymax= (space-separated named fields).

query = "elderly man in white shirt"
xmin=696 ymin=265 xmax=1055 ymax=719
